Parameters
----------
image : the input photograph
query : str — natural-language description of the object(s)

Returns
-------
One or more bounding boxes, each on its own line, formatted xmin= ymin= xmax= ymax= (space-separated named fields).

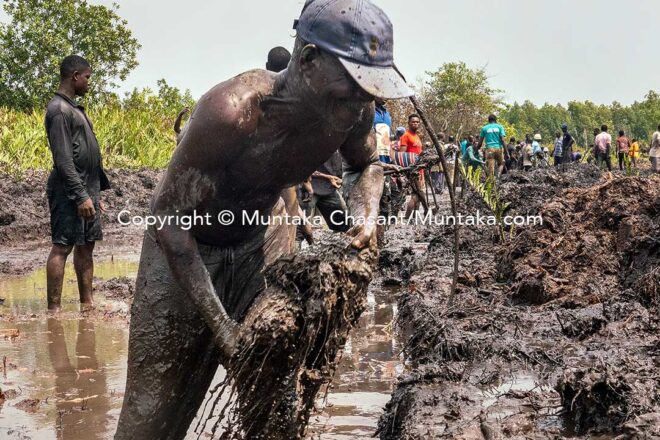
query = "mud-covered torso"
xmin=154 ymin=70 xmax=370 ymax=247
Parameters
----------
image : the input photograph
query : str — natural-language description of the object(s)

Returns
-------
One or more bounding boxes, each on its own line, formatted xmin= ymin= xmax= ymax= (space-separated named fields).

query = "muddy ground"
xmin=0 ymin=169 xmax=161 ymax=275
xmin=1 ymin=164 xmax=659 ymax=439
xmin=377 ymin=164 xmax=660 ymax=439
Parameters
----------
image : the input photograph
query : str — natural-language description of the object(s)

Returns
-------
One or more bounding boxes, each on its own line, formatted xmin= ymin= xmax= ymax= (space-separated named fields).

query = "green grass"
xmin=0 ymin=104 xmax=179 ymax=177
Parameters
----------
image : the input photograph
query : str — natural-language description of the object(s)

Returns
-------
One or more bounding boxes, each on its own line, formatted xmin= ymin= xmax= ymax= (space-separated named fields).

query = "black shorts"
xmin=47 ymin=189 xmax=103 ymax=246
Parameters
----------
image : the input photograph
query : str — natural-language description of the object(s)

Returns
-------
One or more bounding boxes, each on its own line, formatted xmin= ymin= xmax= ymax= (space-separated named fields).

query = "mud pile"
xmin=498 ymin=164 xmax=603 ymax=217
xmin=0 ymin=169 xmax=161 ymax=246
xmin=0 ymin=170 xmax=50 ymax=245
xmin=193 ymin=234 xmax=376 ymax=439
xmin=378 ymin=172 xmax=660 ymax=439
xmin=500 ymin=175 xmax=659 ymax=306
xmin=95 ymin=276 xmax=134 ymax=301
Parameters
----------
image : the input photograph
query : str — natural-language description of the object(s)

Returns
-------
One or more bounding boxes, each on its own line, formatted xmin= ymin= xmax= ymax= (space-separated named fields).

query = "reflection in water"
xmin=0 ymin=259 xmax=138 ymax=315
xmin=0 ymin=258 xmax=129 ymax=440
xmin=309 ymin=286 xmax=402 ymax=438
xmin=47 ymin=318 xmax=110 ymax=439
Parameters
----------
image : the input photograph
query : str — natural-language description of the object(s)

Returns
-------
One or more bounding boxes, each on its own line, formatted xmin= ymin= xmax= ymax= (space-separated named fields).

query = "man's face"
xmin=300 ymin=46 xmax=373 ymax=131
xmin=409 ymin=117 xmax=420 ymax=133
xmin=73 ymin=68 xmax=92 ymax=97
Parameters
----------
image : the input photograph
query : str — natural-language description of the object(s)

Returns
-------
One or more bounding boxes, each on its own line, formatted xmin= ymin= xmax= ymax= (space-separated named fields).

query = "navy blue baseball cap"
xmin=293 ymin=0 xmax=412 ymax=99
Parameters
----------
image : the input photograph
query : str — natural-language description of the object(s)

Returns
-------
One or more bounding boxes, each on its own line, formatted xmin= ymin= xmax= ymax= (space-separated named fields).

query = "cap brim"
xmin=338 ymin=58 xmax=413 ymax=100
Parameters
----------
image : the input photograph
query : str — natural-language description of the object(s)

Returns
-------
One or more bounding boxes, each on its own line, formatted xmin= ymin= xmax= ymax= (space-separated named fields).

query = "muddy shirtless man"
xmin=115 ymin=0 xmax=411 ymax=438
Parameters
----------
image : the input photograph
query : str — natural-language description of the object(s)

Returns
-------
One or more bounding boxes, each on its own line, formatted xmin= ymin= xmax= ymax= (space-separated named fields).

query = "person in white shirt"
xmin=594 ymin=125 xmax=613 ymax=171
xmin=650 ymin=124 xmax=660 ymax=173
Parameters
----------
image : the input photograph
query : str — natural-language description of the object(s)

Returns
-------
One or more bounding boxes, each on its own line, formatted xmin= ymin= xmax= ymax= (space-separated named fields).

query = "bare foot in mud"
xmin=80 ymin=301 xmax=95 ymax=312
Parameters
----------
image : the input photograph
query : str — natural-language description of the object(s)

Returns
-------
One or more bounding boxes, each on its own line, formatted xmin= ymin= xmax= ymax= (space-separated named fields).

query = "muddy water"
xmin=0 ymin=259 xmax=400 ymax=439
xmin=0 ymin=258 xmax=138 ymax=440
xmin=307 ymin=286 xmax=402 ymax=439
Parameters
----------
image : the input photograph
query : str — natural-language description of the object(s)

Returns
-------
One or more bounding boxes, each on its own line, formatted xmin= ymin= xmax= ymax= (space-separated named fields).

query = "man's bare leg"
xmin=46 ymin=244 xmax=73 ymax=311
xmin=116 ymin=235 xmax=222 ymax=440
xmin=73 ymin=242 xmax=95 ymax=307
xmin=404 ymin=194 xmax=418 ymax=219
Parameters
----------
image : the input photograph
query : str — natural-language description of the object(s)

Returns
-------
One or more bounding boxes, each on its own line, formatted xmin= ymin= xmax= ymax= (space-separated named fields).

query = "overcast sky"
xmin=2 ymin=0 xmax=658 ymax=105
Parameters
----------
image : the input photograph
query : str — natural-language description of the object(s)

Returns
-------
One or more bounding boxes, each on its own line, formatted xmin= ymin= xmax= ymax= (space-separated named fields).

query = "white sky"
xmin=2 ymin=0 xmax=659 ymax=105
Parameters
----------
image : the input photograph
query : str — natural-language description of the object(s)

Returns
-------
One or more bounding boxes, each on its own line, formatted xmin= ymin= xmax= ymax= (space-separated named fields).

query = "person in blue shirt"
xmin=477 ymin=114 xmax=506 ymax=177
xmin=532 ymin=134 xmax=543 ymax=156
xmin=373 ymin=98 xmax=403 ymax=245
xmin=460 ymin=137 xmax=468 ymax=158
xmin=374 ymin=98 xmax=393 ymax=164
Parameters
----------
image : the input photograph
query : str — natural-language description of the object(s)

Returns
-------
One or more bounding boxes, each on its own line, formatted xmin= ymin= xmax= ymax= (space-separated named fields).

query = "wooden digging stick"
xmin=393 ymin=65 xmax=460 ymax=300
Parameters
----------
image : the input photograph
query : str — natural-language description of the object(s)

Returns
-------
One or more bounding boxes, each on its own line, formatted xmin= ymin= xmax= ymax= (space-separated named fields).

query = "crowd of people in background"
xmin=371 ymin=100 xmax=660 ymax=233
xmin=275 ymin=44 xmax=660 ymax=237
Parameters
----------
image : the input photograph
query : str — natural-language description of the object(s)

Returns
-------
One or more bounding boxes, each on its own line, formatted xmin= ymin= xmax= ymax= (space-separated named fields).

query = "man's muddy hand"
xmin=77 ymin=198 xmax=95 ymax=219
xmin=328 ymin=176 xmax=342 ymax=188
xmin=301 ymin=222 xmax=314 ymax=245
xmin=214 ymin=318 xmax=240 ymax=360
xmin=346 ymin=223 xmax=377 ymax=250
xmin=381 ymin=163 xmax=401 ymax=172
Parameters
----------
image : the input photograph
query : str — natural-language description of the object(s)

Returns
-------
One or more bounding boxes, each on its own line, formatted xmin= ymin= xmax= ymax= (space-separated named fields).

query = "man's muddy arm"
xmin=340 ymin=120 xmax=383 ymax=249
xmin=151 ymin=163 xmax=237 ymax=358
xmin=156 ymin=223 xmax=238 ymax=358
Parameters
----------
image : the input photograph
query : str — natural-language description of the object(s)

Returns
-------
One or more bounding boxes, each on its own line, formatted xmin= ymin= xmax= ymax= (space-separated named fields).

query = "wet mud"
xmin=1 ymin=252 xmax=401 ymax=439
xmin=378 ymin=165 xmax=660 ymax=439
xmin=2 ymin=164 xmax=659 ymax=438
xmin=0 ymin=169 xmax=161 ymax=275
xmin=193 ymin=234 xmax=376 ymax=439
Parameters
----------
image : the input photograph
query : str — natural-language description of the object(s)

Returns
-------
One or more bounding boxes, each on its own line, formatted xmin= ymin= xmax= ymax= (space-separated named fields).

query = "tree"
xmin=501 ymin=101 xmax=539 ymax=141
xmin=386 ymin=96 xmax=415 ymax=132
xmin=0 ymin=0 xmax=140 ymax=109
xmin=418 ymin=62 xmax=502 ymax=137
xmin=537 ymin=103 xmax=571 ymax=141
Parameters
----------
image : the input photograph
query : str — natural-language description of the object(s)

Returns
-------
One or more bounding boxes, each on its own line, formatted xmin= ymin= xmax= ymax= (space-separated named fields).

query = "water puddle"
xmin=0 ymin=257 xmax=139 ymax=315
xmin=308 ymin=287 xmax=402 ymax=438
xmin=1 ymin=258 xmax=400 ymax=439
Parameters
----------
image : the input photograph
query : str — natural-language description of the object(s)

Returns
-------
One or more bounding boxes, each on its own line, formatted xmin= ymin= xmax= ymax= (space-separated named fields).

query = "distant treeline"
xmin=501 ymin=91 xmax=660 ymax=147
xmin=386 ymin=63 xmax=659 ymax=150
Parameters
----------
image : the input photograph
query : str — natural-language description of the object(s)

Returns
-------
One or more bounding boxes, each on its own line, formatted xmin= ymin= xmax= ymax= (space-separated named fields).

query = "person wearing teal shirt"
xmin=477 ymin=114 xmax=506 ymax=177
xmin=463 ymin=135 xmax=485 ymax=170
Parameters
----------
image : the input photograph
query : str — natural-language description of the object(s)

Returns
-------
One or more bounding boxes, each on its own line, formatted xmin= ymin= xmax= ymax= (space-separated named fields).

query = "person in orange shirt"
xmin=399 ymin=114 xmax=425 ymax=218
xmin=399 ymin=114 xmax=423 ymax=154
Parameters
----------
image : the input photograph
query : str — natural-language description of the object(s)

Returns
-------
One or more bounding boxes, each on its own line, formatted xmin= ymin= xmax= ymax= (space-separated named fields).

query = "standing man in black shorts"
xmin=45 ymin=55 xmax=111 ymax=311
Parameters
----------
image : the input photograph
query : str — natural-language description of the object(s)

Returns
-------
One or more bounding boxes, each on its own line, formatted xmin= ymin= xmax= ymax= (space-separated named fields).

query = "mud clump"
xmin=14 ymin=398 xmax=40 ymax=412
xmin=557 ymin=363 xmax=658 ymax=435
xmin=95 ymin=276 xmax=135 ymax=301
xmin=378 ymin=246 xmax=417 ymax=284
xmin=0 ymin=170 xmax=50 ymax=245
xmin=499 ymin=163 xmax=603 ymax=217
xmin=195 ymin=234 xmax=376 ymax=439
xmin=500 ymin=175 xmax=660 ymax=306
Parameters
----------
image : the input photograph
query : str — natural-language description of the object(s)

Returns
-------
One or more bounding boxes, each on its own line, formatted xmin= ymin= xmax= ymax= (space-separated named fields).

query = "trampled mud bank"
xmin=377 ymin=164 xmax=659 ymax=439
xmin=0 ymin=169 xmax=161 ymax=275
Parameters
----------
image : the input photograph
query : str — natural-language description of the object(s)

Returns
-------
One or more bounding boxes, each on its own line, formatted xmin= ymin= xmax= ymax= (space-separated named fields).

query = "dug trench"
xmin=377 ymin=164 xmax=660 ymax=439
